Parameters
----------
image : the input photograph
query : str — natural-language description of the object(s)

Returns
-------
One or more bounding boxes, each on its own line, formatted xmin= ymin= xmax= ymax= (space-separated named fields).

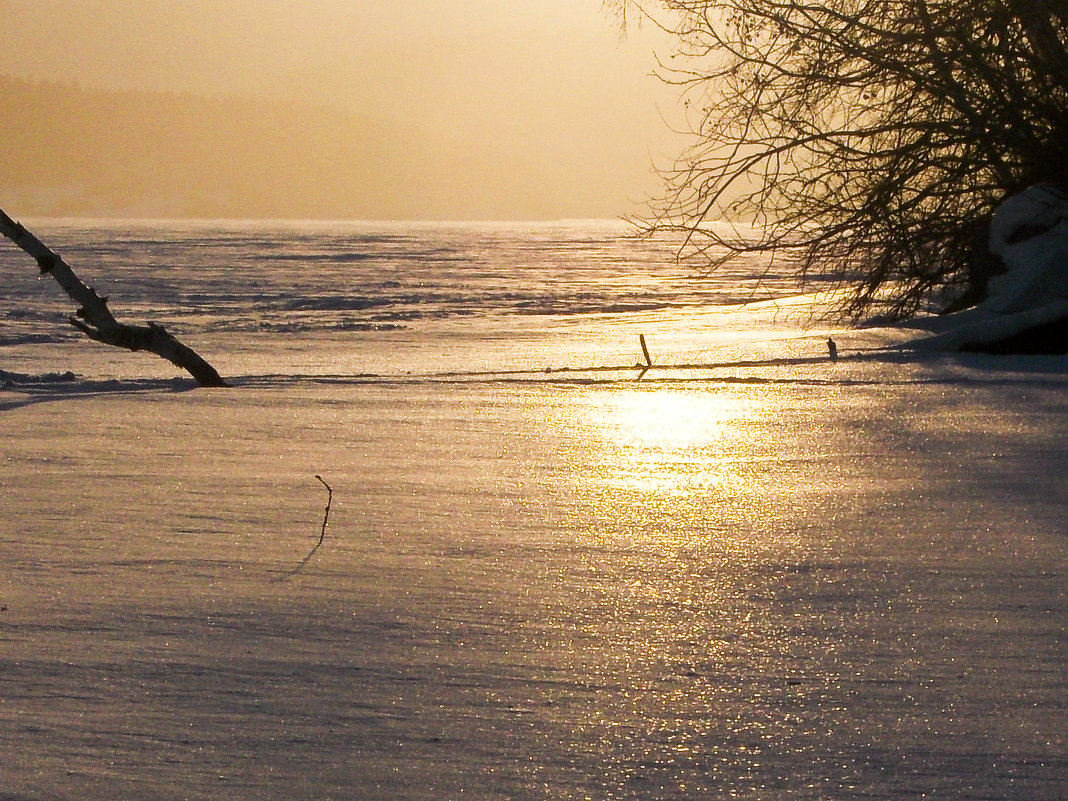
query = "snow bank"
xmin=907 ymin=184 xmax=1068 ymax=352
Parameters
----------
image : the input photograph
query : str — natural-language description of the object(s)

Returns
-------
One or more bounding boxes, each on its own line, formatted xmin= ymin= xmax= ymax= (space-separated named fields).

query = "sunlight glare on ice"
xmin=566 ymin=386 xmax=769 ymax=498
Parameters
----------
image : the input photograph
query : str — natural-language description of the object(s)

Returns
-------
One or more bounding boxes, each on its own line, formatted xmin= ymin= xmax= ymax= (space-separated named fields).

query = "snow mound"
xmin=985 ymin=184 xmax=1068 ymax=313
xmin=908 ymin=184 xmax=1068 ymax=353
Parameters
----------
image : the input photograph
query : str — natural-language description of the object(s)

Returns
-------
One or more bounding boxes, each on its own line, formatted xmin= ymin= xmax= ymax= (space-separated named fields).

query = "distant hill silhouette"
xmin=0 ymin=75 xmax=586 ymax=220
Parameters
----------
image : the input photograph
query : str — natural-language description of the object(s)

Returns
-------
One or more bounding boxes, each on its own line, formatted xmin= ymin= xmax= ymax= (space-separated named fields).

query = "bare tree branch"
xmin=615 ymin=0 xmax=1068 ymax=319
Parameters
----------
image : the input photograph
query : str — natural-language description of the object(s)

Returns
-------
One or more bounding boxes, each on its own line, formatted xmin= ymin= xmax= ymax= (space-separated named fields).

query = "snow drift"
xmin=906 ymin=184 xmax=1068 ymax=353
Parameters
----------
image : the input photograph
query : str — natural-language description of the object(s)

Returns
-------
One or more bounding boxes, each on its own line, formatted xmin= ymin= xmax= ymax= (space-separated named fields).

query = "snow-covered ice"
xmin=0 ymin=221 xmax=1064 ymax=799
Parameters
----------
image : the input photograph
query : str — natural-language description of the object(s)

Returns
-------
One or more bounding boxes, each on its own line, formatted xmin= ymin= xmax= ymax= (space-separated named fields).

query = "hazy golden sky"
xmin=0 ymin=0 xmax=683 ymax=219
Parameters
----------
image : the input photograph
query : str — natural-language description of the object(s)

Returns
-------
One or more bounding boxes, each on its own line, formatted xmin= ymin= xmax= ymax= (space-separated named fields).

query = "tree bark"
xmin=0 ymin=208 xmax=227 ymax=387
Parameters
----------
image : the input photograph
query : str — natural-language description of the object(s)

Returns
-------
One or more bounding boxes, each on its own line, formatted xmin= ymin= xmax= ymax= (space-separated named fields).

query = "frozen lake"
xmin=1 ymin=221 xmax=1065 ymax=799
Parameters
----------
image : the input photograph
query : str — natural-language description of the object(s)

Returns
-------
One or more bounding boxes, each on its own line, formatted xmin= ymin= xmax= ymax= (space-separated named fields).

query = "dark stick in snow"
xmin=276 ymin=475 xmax=336 ymax=579
xmin=315 ymin=474 xmax=332 ymax=546
xmin=637 ymin=334 xmax=653 ymax=380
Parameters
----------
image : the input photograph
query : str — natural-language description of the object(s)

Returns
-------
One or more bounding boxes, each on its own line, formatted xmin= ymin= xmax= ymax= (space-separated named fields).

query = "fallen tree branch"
xmin=0 ymin=208 xmax=227 ymax=387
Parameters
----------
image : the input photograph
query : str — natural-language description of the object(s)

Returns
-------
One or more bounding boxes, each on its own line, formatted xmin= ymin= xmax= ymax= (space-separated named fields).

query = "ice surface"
xmin=1 ymin=222 xmax=1065 ymax=799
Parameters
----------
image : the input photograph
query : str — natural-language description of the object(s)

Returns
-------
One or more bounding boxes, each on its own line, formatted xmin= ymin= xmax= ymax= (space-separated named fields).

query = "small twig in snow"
xmin=275 ymin=475 xmax=335 ymax=580
xmin=315 ymin=474 xmax=332 ymax=546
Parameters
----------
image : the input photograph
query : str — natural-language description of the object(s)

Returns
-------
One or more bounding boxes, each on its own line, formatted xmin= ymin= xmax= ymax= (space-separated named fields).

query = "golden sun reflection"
xmin=571 ymin=386 xmax=766 ymax=498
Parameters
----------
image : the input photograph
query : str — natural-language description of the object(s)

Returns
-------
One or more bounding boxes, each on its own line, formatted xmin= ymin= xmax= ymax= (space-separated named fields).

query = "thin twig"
xmin=315 ymin=474 xmax=332 ymax=546
xmin=271 ymin=474 xmax=336 ymax=581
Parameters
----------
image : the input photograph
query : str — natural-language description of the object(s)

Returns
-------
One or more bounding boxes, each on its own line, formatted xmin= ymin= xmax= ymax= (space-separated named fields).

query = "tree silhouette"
xmin=614 ymin=0 xmax=1068 ymax=318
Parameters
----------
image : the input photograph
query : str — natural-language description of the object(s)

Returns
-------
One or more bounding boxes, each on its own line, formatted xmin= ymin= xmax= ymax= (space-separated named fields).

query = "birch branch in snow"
xmin=0 ymin=207 xmax=227 ymax=387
